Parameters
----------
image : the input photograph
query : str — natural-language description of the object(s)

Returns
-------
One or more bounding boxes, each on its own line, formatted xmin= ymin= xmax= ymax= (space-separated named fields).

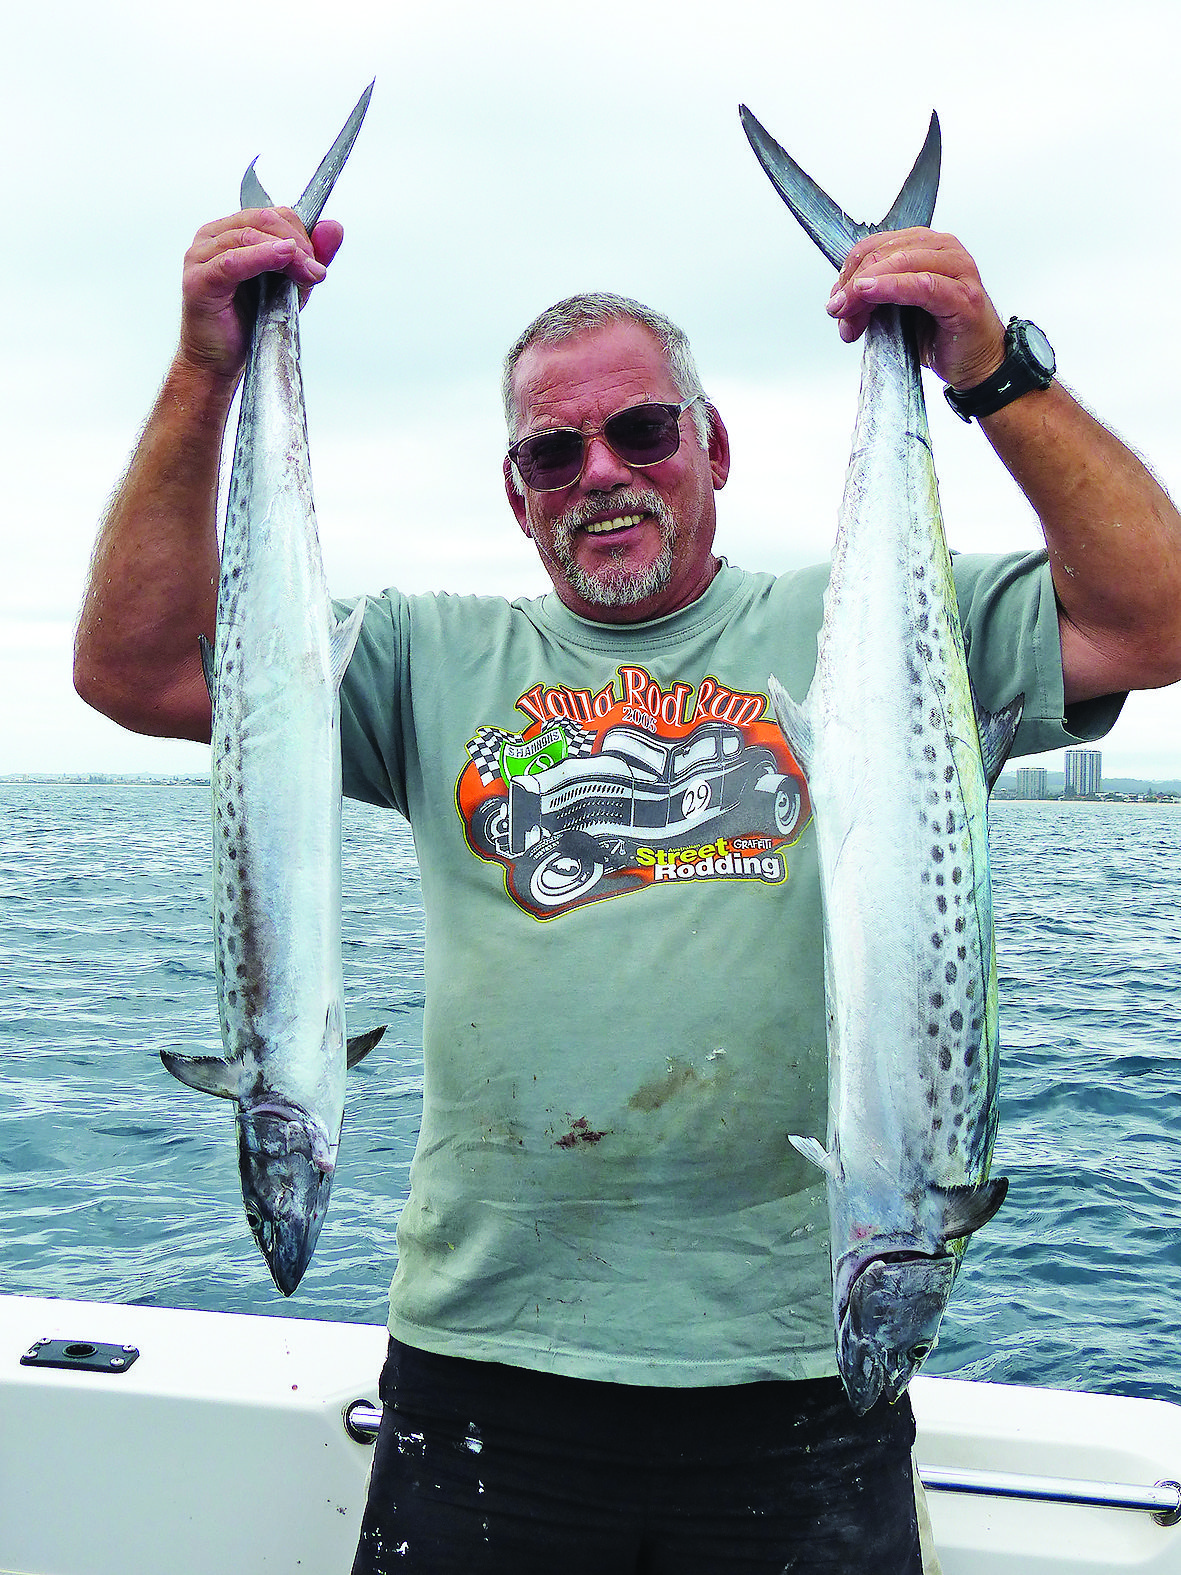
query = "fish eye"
xmin=908 ymin=1343 xmax=933 ymax=1363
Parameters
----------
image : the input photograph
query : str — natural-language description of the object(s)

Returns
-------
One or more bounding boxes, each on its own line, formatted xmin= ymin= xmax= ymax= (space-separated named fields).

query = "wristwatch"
xmin=944 ymin=318 xmax=1056 ymax=422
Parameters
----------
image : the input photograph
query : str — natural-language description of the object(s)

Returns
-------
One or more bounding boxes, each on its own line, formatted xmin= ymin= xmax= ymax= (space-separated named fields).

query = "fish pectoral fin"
xmin=240 ymin=157 xmax=274 ymax=211
xmin=330 ymin=599 xmax=368 ymax=692
xmin=973 ymin=685 xmax=1025 ymax=793
xmin=767 ymin=674 xmax=814 ymax=778
xmin=160 ymin=1051 xmax=241 ymax=1100
xmin=933 ymin=1175 xmax=1009 ymax=1241
xmin=789 ymin=1134 xmax=840 ymax=1181
xmin=346 ymin=1024 xmax=387 ymax=1069
xmin=198 ymin=633 xmax=216 ymax=707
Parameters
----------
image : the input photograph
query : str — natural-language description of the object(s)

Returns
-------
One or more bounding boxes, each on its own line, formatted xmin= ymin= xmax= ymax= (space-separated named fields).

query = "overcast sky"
xmin=5 ymin=0 xmax=1181 ymax=778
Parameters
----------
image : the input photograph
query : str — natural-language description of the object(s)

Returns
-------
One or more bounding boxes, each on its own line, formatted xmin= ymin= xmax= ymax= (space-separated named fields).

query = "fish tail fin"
xmin=240 ymin=157 xmax=274 ymax=211
xmin=934 ymin=1174 xmax=1009 ymax=1242
xmin=330 ymin=598 xmax=367 ymax=692
xmin=974 ymin=686 xmax=1025 ymax=793
xmin=198 ymin=633 xmax=216 ymax=708
xmin=739 ymin=106 xmax=940 ymax=269
xmin=294 ymin=82 xmax=374 ymax=232
xmin=238 ymin=82 xmax=373 ymax=231
xmin=790 ymin=1133 xmax=841 ymax=1181
xmin=767 ymin=673 xmax=814 ymax=779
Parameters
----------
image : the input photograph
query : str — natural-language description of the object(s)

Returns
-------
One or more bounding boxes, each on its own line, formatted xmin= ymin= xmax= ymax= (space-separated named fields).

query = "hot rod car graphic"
xmin=467 ymin=719 xmax=810 ymax=913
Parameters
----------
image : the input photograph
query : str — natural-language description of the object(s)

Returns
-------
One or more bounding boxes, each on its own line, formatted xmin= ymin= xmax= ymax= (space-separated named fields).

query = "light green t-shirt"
xmin=339 ymin=556 xmax=1121 ymax=1386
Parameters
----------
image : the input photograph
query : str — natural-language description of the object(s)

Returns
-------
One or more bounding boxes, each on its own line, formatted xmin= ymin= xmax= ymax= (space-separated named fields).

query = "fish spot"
xmin=950 ymin=1010 xmax=963 ymax=1031
xmin=933 ymin=1116 xmax=943 ymax=1131
xmin=955 ymin=916 xmax=966 ymax=933
xmin=946 ymin=811 xmax=956 ymax=834
xmin=932 ymin=846 xmax=944 ymax=862
xmin=936 ymin=895 xmax=947 ymax=914
xmin=226 ymin=937 xmax=236 ymax=956
xmin=928 ymin=1022 xmax=940 ymax=1037
xmin=953 ymin=1111 xmax=964 ymax=1127
xmin=947 ymin=1134 xmax=958 ymax=1156
xmin=950 ymin=1083 xmax=963 ymax=1104
xmin=944 ymin=766 xmax=955 ymax=782
xmin=236 ymin=962 xmax=247 ymax=978
xmin=945 ymin=963 xmax=958 ymax=984
xmin=939 ymin=1049 xmax=952 ymax=1071
xmin=936 ymin=873 xmax=945 ymax=887
xmin=228 ymin=989 xmax=237 ymax=1006
xmin=930 ymin=992 xmax=944 ymax=1008
xmin=958 ymin=946 xmax=967 ymax=961
xmin=964 ymin=1046 xmax=976 ymax=1066
xmin=932 ymin=933 xmax=943 ymax=949
xmin=923 ymin=745 xmax=936 ymax=763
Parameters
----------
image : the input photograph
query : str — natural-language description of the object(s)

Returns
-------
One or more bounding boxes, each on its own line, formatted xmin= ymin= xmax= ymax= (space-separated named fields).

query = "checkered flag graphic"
xmin=466 ymin=720 xmax=599 ymax=786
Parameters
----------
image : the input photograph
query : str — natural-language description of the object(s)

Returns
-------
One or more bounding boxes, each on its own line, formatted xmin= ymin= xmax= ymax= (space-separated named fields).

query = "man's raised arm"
xmin=73 ymin=208 xmax=342 ymax=742
xmin=826 ymin=228 xmax=1181 ymax=705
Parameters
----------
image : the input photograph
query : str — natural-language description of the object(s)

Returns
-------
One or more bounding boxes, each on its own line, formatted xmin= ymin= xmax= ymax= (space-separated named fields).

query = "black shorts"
xmin=351 ymin=1340 xmax=922 ymax=1574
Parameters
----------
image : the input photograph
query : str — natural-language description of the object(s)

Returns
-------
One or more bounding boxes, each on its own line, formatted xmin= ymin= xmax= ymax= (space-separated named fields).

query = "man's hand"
xmin=825 ymin=228 xmax=1007 ymax=392
xmin=179 ymin=207 xmax=344 ymax=381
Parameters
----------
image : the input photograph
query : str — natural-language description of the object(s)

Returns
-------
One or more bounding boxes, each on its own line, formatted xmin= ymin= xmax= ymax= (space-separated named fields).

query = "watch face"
xmin=1022 ymin=322 xmax=1056 ymax=378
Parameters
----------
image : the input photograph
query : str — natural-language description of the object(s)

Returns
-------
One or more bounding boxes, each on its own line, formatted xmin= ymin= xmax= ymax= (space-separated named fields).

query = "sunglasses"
xmin=508 ymin=394 xmax=705 ymax=492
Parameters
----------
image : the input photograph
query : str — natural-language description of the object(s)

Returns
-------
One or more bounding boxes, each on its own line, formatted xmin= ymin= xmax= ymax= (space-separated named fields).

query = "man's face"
xmin=503 ymin=320 xmax=730 ymax=623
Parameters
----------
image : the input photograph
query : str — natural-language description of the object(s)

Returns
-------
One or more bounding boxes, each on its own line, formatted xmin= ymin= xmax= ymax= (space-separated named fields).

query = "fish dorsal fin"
xmin=160 ymin=1050 xmax=242 ymax=1101
xmin=331 ymin=598 xmax=367 ymax=693
xmin=973 ymin=684 xmax=1025 ymax=792
xmin=789 ymin=1133 xmax=841 ymax=1181
xmin=933 ymin=1175 xmax=1009 ymax=1242
xmin=198 ymin=633 xmax=216 ymax=708
xmin=739 ymin=106 xmax=940 ymax=270
xmin=767 ymin=673 xmax=814 ymax=779
xmin=347 ymin=1024 xmax=386 ymax=1069
xmin=240 ymin=158 xmax=273 ymax=211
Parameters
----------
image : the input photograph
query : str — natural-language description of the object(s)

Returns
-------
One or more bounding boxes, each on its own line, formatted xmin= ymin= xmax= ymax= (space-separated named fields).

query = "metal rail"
xmin=342 ymin=1400 xmax=1181 ymax=1527
xmin=919 ymin=1465 xmax=1181 ymax=1527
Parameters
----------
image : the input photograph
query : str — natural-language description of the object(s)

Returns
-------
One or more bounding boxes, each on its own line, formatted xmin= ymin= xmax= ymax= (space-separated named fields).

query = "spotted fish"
xmin=741 ymin=106 xmax=1022 ymax=1413
xmin=161 ymin=86 xmax=382 ymax=1296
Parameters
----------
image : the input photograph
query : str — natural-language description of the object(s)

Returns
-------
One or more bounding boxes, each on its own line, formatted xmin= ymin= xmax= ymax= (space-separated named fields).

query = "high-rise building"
xmin=1015 ymin=766 xmax=1049 ymax=799
xmin=1064 ymin=748 xmax=1101 ymax=798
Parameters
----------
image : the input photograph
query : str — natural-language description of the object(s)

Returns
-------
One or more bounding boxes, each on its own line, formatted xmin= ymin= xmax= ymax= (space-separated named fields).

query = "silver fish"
xmin=162 ymin=86 xmax=382 ymax=1296
xmin=742 ymin=107 xmax=1022 ymax=1413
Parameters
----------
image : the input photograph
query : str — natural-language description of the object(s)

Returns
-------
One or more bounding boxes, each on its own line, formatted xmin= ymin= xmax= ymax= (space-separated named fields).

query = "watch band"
xmin=944 ymin=318 xmax=1055 ymax=423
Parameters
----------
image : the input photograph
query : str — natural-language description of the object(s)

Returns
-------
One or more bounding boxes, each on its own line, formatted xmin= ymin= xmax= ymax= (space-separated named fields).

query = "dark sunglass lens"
xmin=515 ymin=429 xmax=583 ymax=489
xmin=604 ymin=404 xmax=680 ymax=465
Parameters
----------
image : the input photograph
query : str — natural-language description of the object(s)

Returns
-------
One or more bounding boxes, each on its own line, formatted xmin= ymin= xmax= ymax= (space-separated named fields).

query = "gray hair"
xmin=501 ymin=292 xmax=714 ymax=455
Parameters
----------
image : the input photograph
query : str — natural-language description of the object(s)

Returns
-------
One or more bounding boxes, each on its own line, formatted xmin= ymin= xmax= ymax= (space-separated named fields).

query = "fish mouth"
xmin=237 ymin=1105 xmax=336 ymax=1296
xmin=836 ymin=1251 xmax=957 ymax=1415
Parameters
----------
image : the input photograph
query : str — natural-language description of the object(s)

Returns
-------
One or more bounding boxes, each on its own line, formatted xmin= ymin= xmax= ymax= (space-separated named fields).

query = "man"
xmin=75 ymin=202 xmax=1181 ymax=1574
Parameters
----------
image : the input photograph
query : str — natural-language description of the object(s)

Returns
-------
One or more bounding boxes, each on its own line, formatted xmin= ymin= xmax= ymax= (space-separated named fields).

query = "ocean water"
xmin=2 ymin=785 xmax=1179 ymax=1404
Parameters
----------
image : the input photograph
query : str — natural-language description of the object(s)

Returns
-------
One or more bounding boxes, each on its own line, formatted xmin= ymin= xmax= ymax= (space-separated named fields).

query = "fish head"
xmin=236 ymin=1105 xmax=336 ymax=1296
xmin=836 ymin=1252 xmax=957 ymax=1415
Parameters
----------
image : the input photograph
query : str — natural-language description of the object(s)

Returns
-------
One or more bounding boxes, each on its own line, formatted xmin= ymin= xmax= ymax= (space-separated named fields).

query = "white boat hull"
xmin=2 ymin=1294 xmax=1179 ymax=1574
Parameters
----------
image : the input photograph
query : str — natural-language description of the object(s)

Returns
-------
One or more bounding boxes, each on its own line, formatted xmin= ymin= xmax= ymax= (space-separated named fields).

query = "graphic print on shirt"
xmin=456 ymin=663 xmax=811 ymax=920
